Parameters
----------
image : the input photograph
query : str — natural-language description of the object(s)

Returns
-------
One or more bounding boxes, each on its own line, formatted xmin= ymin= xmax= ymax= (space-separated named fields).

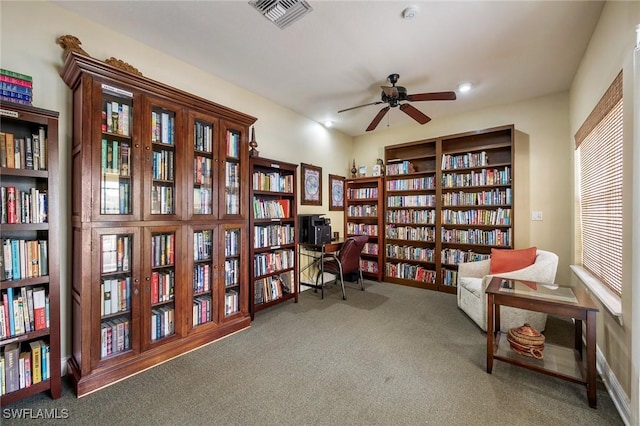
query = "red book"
xmin=151 ymin=271 xmax=159 ymax=304
xmin=6 ymin=186 xmax=17 ymax=223
xmin=2 ymin=292 xmax=10 ymax=337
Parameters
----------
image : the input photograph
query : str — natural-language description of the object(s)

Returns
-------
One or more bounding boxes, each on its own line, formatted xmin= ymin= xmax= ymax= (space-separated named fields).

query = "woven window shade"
xmin=575 ymin=72 xmax=623 ymax=296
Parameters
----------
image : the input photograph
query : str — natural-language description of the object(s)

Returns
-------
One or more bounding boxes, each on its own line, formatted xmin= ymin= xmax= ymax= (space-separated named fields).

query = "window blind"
xmin=575 ymin=72 xmax=623 ymax=296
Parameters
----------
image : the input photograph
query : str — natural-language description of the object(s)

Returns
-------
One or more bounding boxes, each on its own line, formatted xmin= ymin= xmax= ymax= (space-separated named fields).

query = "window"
xmin=575 ymin=71 xmax=623 ymax=296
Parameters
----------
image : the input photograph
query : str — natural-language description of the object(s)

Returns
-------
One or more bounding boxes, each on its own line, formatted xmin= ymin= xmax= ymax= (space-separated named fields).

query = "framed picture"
xmin=328 ymin=174 xmax=345 ymax=211
xmin=301 ymin=163 xmax=322 ymax=205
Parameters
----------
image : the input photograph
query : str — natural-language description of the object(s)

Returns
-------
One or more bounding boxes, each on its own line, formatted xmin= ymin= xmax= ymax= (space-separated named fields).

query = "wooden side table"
xmin=485 ymin=277 xmax=599 ymax=408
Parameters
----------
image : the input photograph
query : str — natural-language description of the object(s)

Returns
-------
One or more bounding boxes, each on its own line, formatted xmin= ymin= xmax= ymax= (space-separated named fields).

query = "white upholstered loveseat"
xmin=456 ymin=250 xmax=559 ymax=332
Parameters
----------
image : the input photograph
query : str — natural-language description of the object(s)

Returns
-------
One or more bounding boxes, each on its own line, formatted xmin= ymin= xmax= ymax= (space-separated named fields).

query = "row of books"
xmin=152 ymin=148 xmax=175 ymax=181
xmin=225 ymin=161 xmax=239 ymax=188
xmin=441 ymin=167 xmax=511 ymax=188
xmin=253 ymin=223 xmax=295 ymax=248
xmin=347 ymin=187 xmax=379 ymax=200
xmin=226 ymin=131 xmax=239 ymax=158
xmin=151 ymin=306 xmax=175 ymax=341
xmin=442 ymin=188 xmax=512 ymax=207
xmin=441 ymin=151 xmax=489 ymax=170
xmin=224 ymin=229 xmax=240 ymax=257
xmin=101 ymin=174 xmax=131 ymax=215
xmin=252 ymin=170 xmax=294 ymax=193
xmin=441 ymin=248 xmax=491 ymax=265
xmin=193 ymin=230 xmax=213 ymax=261
xmin=441 ymin=268 xmax=458 ymax=286
xmin=1 ymin=286 xmax=48 ymax=339
xmin=101 ymin=317 xmax=130 ymax=358
xmin=386 ymin=225 xmax=435 ymax=242
xmin=150 ymin=184 xmax=174 ymax=215
xmin=225 ymin=190 xmax=240 ymax=215
xmin=440 ymin=227 xmax=512 ymax=246
xmin=386 ymin=244 xmax=435 ymax=262
xmin=362 ymin=242 xmax=379 ymax=256
xmin=253 ymin=270 xmax=293 ymax=305
xmin=1 ymin=340 xmax=50 ymax=396
xmin=346 ymin=204 xmax=378 ymax=218
xmin=193 ymin=155 xmax=212 ymax=184
xmin=0 ymin=69 xmax=33 ymax=106
xmin=224 ymin=290 xmax=239 ymax=316
xmin=151 ymin=270 xmax=175 ymax=305
xmin=0 ymin=129 xmax=46 ymax=170
xmin=385 ymin=262 xmax=436 ymax=284
xmin=253 ymin=249 xmax=295 ymax=277
xmin=101 ymin=139 xmax=130 ymax=177
xmin=386 ymin=194 xmax=436 ymax=207
xmin=224 ymin=258 xmax=238 ymax=287
xmin=101 ymin=277 xmax=131 ymax=317
xmin=193 ymin=294 xmax=212 ymax=326
xmin=346 ymin=223 xmax=378 ymax=236
xmin=151 ymin=110 xmax=175 ymax=145
xmin=441 ymin=208 xmax=511 ymax=226
xmin=385 ymin=160 xmax=416 ymax=176
xmin=151 ymin=233 xmax=175 ymax=268
xmin=360 ymin=259 xmax=379 ymax=274
xmin=193 ymin=264 xmax=211 ymax=294
xmin=385 ymin=209 xmax=435 ymax=225
xmin=252 ymin=198 xmax=291 ymax=219
xmin=102 ymin=100 xmax=131 ymax=137
xmin=1 ymin=239 xmax=49 ymax=281
xmin=1 ymin=186 xmax=47 ymax=224
xmin=193 ymin=121 xmax=213 ymax=153
xmin=101 ymin=234 xmax=130 ymax=274
xmin=386 ymin=176 xmax=435 ymax=191
xmin=193 ymin=187 xmax=213 ymax=215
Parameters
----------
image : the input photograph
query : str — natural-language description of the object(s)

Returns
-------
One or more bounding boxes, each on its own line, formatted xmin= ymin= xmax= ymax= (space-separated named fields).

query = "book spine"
xmin=0 ymin=74 xmax=33 ymax=88
xmin=0 ymin=69 xmax=33 ymax=82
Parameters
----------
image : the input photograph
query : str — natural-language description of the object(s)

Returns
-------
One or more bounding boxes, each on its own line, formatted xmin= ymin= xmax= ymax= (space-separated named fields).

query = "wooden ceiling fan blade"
xmin=338 ymin=101 xmax=383 ymax=113
xmin=366 ymin=106 xmax=390 ymax=132
xmin=381 ymin=86 xmax=399 ymax=98
xmin=400 ymin=103 xmax=431 ymax=125
xmin=406 ymin=91 xmax=457 ymax=102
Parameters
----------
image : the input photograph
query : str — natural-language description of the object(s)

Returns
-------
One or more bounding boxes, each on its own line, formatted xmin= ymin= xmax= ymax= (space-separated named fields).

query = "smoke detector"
xmin=250 ymin=0 xmax=313 ymax=30
xmin=402 ymin=7 xmax=418 ymax=20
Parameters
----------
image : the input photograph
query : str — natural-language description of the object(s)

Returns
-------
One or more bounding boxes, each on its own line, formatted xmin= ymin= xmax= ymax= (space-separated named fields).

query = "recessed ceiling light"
xmin=324 ymin=120 xmax=333 ymax=128
xmin=458 ymin=82 xmax=472 ymax=93
xmin=402 ymin=7 xmax=418 ymax=20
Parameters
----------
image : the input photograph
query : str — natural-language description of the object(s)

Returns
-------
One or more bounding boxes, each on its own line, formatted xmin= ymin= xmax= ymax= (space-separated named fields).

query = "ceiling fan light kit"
xmin=338 ymin=73 xmax=456 ymax=132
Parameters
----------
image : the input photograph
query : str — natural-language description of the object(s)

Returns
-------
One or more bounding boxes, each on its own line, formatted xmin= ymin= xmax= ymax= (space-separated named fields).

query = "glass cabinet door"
xmin=222 ymin=224 xmax=244 ymax=318
xmin=189 ymin=112 xmax=218 ymax=218
xmin=190 ymin=226 xmax=217 ymax=329
xmin=95 ymin=227 xmax=140 ymax=364
xmin=220 ymin=123 xmax=245 ymax=219
xmin=97 ymin=83 xmax=137 ymax=221
xmin=145 ymin=99 xmax=182 ymax=220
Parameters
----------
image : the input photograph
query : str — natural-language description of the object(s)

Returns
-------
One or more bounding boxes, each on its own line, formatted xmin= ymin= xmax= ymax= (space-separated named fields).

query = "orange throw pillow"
xmin=489 ymin=247 xmax=537 ymax=274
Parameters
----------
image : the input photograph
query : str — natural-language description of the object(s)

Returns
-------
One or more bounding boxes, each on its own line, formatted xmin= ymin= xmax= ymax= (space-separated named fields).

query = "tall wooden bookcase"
xmin=384 ymin=124 xmax=514 ymax=293
xmin=249 ymin=157 xmax=298 ymax=319
xmin=0 ymin=103 xmax=61 ymax=403
xmin=344 ymin=176 xmax=384 ymax=281
xmin=60 ymin=52 xmax=256 ymax=396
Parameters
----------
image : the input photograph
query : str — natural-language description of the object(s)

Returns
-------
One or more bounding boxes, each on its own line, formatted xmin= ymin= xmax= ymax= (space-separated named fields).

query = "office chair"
xmin=318 ymin=235 xmax=368 ymax=300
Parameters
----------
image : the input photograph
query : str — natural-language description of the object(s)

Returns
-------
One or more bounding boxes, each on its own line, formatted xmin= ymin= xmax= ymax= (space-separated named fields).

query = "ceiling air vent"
xmin=249 ymin=0 xmax=313 ymax=30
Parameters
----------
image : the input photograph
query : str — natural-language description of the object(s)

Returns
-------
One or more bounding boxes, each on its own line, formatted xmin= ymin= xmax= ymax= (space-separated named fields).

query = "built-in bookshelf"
xmin=384 ymin=124 xmax=514 ymax=293
xmin=61 ymin=52 xmax=255 ymax=396
xmin=344 ymin=176 xmax=384 ymax=281
xmin=0 ymin=103 xmax=60 ymax=404
xmin=249 ymin=157 xmax=298 ymax=319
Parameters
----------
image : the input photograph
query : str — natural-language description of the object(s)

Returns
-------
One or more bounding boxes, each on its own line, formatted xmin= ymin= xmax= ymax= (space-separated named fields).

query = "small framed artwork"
xmin=328 ymin=174 xmax=345 ymax=211
xmin=301 ymin=163 xmax=322 ymax=205
xmin=358 ymin=165 xmax=367 ymax=177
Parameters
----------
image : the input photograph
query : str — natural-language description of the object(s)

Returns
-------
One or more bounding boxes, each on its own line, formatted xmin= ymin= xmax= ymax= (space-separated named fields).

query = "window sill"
xmin=570 ymin=265 xmax=623 ymax=325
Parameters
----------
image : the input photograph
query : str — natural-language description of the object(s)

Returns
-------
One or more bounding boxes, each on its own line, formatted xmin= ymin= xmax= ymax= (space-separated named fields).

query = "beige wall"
xmin=352 ymin=93 xmax=574 ymax=284
xmin=0 ymin=1 xmax=353 ymax=359
xmin=569 ymin=1 xmax=640 ymax=423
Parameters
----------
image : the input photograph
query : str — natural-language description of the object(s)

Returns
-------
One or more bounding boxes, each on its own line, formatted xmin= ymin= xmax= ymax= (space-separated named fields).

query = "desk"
xmin=298 ymin=240 xmax=344 ymax=299
xmin=485 ymin=277 xmax=599 ymax=408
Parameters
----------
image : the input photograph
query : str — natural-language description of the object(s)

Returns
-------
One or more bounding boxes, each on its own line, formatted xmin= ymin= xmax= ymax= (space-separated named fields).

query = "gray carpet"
xmin=3 ymin=281 xmax=623 ymax=425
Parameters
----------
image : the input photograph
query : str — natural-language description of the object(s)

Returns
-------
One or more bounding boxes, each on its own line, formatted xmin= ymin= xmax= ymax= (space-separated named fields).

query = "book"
xmin=32 ymin=287 xmax=46 ymax=330
xmin=20 ymin=351 xmax=31 ymax=388
xmin=6 ymin=286 xmax=15 ymax=336
xmin=3 ymin=342 xmax=20 ymax=393
xmin=0 ymin=68 xmax=33 ymax=82
xmin=29 ymin=340 xmax=42 ymax=384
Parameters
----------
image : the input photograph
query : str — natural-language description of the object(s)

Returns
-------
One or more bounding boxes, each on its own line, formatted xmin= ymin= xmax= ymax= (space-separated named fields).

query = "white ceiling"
xmin=53 ymin=1 xmax=604 ymax=137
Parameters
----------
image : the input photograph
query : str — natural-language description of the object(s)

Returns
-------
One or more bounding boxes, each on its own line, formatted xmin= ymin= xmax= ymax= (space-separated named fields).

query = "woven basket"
xmin=507 ymin=323 xmax=545 ymax=359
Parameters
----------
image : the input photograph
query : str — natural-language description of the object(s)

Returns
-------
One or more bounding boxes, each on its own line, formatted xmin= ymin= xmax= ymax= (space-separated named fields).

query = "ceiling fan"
xmin=338 ymin=74 xmax=457 ymax=132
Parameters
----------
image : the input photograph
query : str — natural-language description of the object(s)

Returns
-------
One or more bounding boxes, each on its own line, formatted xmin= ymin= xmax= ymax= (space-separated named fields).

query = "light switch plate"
xmin=531 ymin=211 xmax=543 ymax=221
